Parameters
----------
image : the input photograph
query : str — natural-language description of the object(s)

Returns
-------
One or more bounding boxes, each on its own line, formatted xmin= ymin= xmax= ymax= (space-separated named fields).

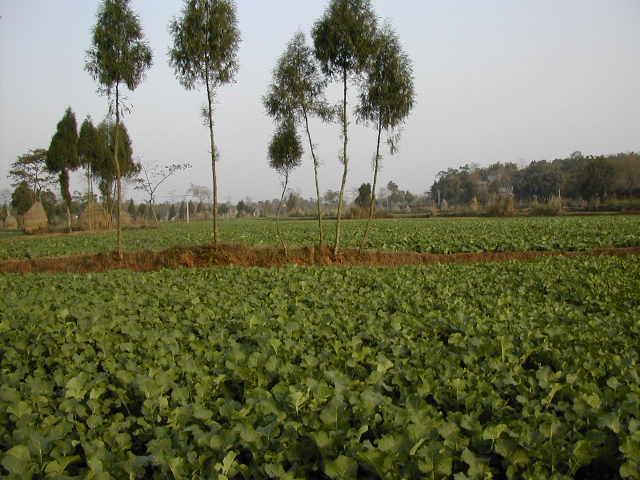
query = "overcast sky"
xmin=1 ymin=0 xmax=639 ymax=203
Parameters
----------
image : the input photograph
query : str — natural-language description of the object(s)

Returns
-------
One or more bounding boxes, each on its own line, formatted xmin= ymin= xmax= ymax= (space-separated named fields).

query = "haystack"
xmin=3 ymin=214 xmax=18 ymax=230
xmin=79 ymin=203 xmax=110 ymax=230
xmin=22 ymin=202 xmax=48 ymax=233
xmin=119 ymin=210 xmax=133 ymax=226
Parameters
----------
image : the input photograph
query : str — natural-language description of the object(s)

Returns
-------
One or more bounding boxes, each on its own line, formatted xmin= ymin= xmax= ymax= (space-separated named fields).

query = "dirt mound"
xmin=1 ymin=244 xmax=639 ymax=274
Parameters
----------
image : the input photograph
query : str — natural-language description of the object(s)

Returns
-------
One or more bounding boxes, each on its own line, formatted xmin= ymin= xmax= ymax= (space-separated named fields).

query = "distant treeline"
xmin=431 ymin=151 xmax=640 ymax=206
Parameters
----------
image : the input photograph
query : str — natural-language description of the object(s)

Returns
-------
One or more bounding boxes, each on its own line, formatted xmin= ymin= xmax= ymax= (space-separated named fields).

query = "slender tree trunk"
xmin=151 ymin=200 xmax=158 ymax=224
xmin=65 ymin=205 xmax=72 ymax=232
xmin=276 ymin=172 xmax=289 ymax=256
xmin=60 ymin=170 xmax=72 ymax=233
xmin=87 ymin=165 xmax=93 ymax=231
xmin=205 ymin=76 xmax=218 ymax=247
xmin=114 ymin=83 xmax=123 ymax=260
xmin=361 ymin=117 xmax=383 ymax=250
xmin=334 ymin=67 xmax=349 ymax=257
xmin=302 ymin=107 xmax=323 ymax=248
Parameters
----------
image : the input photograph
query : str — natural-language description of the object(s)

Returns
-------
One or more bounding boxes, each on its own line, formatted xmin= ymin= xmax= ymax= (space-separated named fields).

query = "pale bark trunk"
xmin=114 ymin=83 xmax=123 ymax=260
xmin=87 ymin=165 xmax=93 ymax=231
xmin=334 ymin=67 xmax=349 ymax=257
xmin=66 ymin=205 xmax=72 ymax=233
xmin=361 ymin=117 xmax=383 ymax=250
xmin=205 ymin=75 xmax=218 ymax=246
xmin=276 ymin=172 xmax=289 ymax=256
xmin=302 ymin=108 xmax=323 ymax=248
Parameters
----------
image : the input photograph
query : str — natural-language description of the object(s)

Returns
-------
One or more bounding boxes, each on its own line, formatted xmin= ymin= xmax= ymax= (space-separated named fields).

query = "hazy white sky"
xmin=1 ymin=0 xmax=639 ymax=203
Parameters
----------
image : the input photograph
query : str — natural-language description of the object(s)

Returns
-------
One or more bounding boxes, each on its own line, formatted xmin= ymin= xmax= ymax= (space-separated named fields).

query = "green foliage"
xmin=8 ymin=149 xmax=56 ymax=200
xmin=581 ymin=157 xmax=616 ymax=200
xmin=136 ymin=202 xmax=147 ymax=219
xmin=312 ymin=0 xmax=378 ymax=79
xmin=264 ymin=32 xmax=331 ymax=123
xmin=10 ymin=182 xmax=34 ymax=216
xmin=1 ymin=257 xmax=639 ymax=478
xmin=355 ymin=182 xmax=372 ymax=208
xmin=47 ymin=108 xmax=79 ymax=208
xmin=169 ymin=0 xmax=241 ymax=91
xmin=357 ymin=25 xmax=415 ymax=136
xmin=46 ymin=108 xmax=79 ymax=173
xmin=127 ymin=199 xmax=136 ymax=217
xmin=264 ymin=31 xmax=331 ymax=246
xmin=78 ymin=116 xmax=103 ymax=171
xmin=1 ymin=216 xmax=639 ymax=260
xmin=268 ymin=119 xmax=303 ymax=177
xmin=169 ymin=0 xmax=241 ymax=244
xmin=514 ymin=160 xmax=563 ymax=200
xmin=85 ymin=0 xmax=153 ymax=95
xmin=434 ymin=152 xmax=640 ymax=207
xmin=93 ymin=119 xmax=140 ymax=186
xmin=313 ymin=0 xmax=379 ymax=254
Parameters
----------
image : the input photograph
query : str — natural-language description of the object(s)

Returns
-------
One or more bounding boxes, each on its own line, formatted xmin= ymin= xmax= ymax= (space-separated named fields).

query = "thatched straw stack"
xmin=119 ymin=210 xmax=133 ymax=226
xmin=23 ymin=202 xmax=48 ymax=233
xmin=79 ymin=203 xmax=110 ymax=231
xmin=4 ymin=214 xmax=18 ymax=230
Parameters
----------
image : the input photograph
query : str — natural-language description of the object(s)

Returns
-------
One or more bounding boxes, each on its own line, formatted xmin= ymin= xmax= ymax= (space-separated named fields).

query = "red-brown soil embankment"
xmin=0 ymin=244 xmax=639 ymax=274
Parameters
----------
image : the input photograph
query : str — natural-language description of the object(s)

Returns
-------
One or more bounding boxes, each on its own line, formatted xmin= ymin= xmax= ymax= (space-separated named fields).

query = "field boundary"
xmin=1 ymin=244 xmax=639 ymax=274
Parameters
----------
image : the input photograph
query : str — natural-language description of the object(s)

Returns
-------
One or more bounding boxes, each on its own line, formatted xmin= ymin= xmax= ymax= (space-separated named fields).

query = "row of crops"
xmin=2 ymin=215 xmax=640 ymax=260
xmin=1 ymin=256 xmax=639 ymax=478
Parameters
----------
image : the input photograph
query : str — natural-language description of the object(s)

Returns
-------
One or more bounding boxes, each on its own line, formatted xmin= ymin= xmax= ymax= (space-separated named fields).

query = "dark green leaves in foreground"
xmin=1 ymin=256 xmax=640 ymax=478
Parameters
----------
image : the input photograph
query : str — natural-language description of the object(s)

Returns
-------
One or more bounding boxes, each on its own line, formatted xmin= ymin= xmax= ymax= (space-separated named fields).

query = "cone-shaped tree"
xmin=85 ymin=0 xmax=152 ymax=258
xmin=312 ymin=0 xmax=377 ymax=256
xmin=268 ymin=119 xmax=303 ymax=255
xmin=169 ymin=0 xmax=241 ymax=246
xmin=93 ymin=119 xmax=140 ymax=221
xmin=47 ymin=107 xmax=80 ymax=232
xmin=357 ymin=25 xmax=415 ymax=249
xmin=264 ymin=32 xmax=333 ymax=247
xmin=78 ymin=116 xmax=103 ymax=231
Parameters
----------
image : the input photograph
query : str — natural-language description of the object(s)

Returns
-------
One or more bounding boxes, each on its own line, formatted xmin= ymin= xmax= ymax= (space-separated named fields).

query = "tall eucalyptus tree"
xmin=169 ymin=0 xmax=241 ymax=246
xmin=85 ymin=0 xmax=152 ymax=258
xmin=312 ymin=0 xmax=377 ymax=256
xmin=358 ymin=25 xmax=415 ymax=249
xmin=264 ymin=32 xmax=332 ymax=247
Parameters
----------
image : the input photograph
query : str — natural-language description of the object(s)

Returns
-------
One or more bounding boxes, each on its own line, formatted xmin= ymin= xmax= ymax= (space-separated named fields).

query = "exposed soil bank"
xmin=1 ymin=244 xmax=639 ymax=274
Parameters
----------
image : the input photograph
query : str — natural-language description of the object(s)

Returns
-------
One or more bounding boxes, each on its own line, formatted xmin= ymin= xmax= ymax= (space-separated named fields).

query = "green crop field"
xmin=1 ymin=256 xmax=639 ymax=478
xmin=2 ymin=215 xmax=640 ymax=260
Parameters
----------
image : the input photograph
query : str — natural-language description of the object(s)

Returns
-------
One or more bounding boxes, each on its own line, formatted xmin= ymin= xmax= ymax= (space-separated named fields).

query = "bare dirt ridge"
xmin=1 ymin=244 xmax=639 ymax=274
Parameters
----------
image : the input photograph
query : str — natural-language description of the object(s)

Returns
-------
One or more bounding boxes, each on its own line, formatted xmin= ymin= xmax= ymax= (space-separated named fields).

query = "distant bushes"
xmin=530 ymin=197 xmax=563 ymax=216
xmin=486 ymin=196 xmax=515 ymax=217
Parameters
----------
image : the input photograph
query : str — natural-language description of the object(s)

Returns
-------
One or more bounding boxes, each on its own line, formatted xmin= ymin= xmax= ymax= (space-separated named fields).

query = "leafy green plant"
xmin=1 ymin=216 xmax=639 ymax=260
xmin=1 ymin=256 xmax=639 ymax=478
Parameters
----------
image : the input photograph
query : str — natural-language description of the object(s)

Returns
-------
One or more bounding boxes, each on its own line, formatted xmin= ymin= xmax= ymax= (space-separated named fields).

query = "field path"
xmin=1 ymin=244 xmax=639 ymax=273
